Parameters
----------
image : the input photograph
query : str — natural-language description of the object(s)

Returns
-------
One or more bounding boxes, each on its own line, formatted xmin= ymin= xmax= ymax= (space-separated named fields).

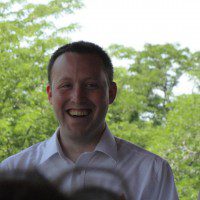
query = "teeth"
xmin=68 ymin=110 xmax=90 ymax=117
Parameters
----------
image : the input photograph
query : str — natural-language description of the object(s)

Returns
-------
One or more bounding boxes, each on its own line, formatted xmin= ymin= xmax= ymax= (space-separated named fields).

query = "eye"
xmin=85 ymin=82 xmax=99 ymax=89
xmin=60 ymin=83 xmax=72 ymax=89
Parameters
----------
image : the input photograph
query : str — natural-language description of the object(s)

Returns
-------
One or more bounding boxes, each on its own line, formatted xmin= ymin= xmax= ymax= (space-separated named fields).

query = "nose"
xmin=71 ymin=85 xmax=86 ymax=104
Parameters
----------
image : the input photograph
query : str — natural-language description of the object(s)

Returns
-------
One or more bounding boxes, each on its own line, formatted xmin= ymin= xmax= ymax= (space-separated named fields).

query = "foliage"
xmin=166 ymin=94 xmax=200 ymax=200
xmin=145 ymin=94 xmax=200 ymax=200
xmin=108 ymin=43 xmax=191 ymax=125
xmin=189 ymin=51 xmax=200 ymax=91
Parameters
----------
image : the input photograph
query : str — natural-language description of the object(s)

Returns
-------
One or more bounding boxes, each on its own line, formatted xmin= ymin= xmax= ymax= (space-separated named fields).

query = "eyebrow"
xmin=60 ymin=76 xmax=102 ymax=81
xmin=57 ymin=77 xmax=71 ymax=82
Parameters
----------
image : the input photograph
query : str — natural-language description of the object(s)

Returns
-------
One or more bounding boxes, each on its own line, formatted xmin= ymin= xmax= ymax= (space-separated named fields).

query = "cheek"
xmin=55 ymin=100 xmax=63 ymax=108
xmin=92 ymin=91 xmax=110 ymax=106
xmin=52 ymin=92 xmax=64 ymax=109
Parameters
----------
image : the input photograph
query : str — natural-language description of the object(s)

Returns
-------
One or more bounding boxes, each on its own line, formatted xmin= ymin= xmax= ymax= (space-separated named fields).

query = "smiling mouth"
xmin=67 ymin=109 xmax=91 ymax=117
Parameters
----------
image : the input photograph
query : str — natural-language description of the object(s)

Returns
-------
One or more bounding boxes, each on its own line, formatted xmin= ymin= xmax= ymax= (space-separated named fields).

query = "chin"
xmin=63 ymin=125 xmax=89 ymax=137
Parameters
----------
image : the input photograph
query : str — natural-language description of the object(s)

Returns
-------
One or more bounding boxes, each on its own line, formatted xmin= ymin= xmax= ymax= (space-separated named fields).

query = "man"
xmin=0 ymin=41 xmax=179 ymax=199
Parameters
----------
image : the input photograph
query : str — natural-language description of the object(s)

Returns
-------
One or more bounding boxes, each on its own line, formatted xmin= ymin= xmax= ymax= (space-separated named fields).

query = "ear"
xmin=109 ymin=82 xmax=117 ymax=104
xmin=46 ymin=83 xmax=53 ymax=105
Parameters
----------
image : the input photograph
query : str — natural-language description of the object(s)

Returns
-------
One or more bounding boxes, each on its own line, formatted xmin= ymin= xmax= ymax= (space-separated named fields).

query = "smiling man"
xmin=47 ymin=51 xmax=116 ymax=162
xmin=0 ymin=41 xmax=179 ymax=199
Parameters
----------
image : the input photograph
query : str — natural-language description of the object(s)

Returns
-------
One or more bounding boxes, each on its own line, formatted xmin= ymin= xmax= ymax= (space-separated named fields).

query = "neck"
xmin=58 ymin=125 xmax=106 ymax=162
xmin=59 ymin=139 xmax=96 ymax=162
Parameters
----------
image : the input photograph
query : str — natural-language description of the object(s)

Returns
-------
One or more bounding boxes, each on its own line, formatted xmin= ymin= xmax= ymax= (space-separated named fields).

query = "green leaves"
xmin=162 ymin=95 xmax=200 ymax=200
xmin=109 ymin=43 xmax=192 ymax=125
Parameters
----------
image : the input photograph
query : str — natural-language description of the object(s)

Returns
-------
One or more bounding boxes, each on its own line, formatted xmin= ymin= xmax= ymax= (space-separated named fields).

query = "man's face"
xmin=47 ymin=52 xmax=117 ymax=142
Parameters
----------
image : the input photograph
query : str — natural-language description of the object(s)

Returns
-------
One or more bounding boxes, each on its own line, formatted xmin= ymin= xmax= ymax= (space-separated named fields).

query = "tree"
xmin=0 ymin=0 xmax=83 ymax=161
xmin=189 ymin=51 xmax=200 ymax=91
xmin=147 ymin=94 xmax=200 ymax=200
xmin=108 ymin=43 xmax=191 ymax=125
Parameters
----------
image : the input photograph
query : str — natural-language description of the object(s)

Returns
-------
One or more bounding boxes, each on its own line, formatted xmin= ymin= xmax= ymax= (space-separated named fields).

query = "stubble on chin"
xmin=59 ymin=121 xmax=106 ymax=146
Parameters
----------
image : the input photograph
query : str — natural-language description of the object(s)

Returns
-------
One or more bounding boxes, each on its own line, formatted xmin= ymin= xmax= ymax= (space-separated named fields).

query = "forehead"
xmin=51 ymin=52 xmax=106 ymax=79
xmin=55 ymin=52 xmax=104 ymax=67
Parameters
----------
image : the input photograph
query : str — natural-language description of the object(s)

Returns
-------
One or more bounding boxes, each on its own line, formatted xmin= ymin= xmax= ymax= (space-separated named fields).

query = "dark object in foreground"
xmin=0 ymin=169 xmax=124 ymax=200
xmin=70 ymin=186 xmax=121 ymax=200
xmin=0 ymin=170 xmax=69 ymax=200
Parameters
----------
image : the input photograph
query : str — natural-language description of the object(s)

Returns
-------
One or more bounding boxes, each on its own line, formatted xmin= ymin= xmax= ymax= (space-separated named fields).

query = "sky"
xmin=65 ymin=0 xmax=199 ymax=95
xmin=68 ymin=0 xmax=200 ymax=52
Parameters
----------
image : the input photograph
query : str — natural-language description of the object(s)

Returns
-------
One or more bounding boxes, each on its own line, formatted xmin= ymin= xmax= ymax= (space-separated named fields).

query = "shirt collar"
xmin=40 ymin=125 xmax=118 ymax=164
xmin=95 ymin=124 xmax=118 ymax=162
xmin=40 ymin=128 xmax=60 ymax=164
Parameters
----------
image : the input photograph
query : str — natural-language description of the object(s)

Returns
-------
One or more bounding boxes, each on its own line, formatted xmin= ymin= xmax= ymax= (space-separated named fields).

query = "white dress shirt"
xmin=0 ymin=126 xmax=179 ymax=200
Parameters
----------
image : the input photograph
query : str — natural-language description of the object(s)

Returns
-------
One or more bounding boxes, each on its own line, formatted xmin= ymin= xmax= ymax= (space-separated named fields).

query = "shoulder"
xmin=0 ymin=139 xmax=49 ymax=170
xmin=115 ymin=136 xmax=170 ymax=174
xmin=114 ymin=137 xmax=178 ymax=199
xmin=115 ymin=136 xmax=161 ymax=159
xmin=115 ymin=136 xmax=175 ymax=182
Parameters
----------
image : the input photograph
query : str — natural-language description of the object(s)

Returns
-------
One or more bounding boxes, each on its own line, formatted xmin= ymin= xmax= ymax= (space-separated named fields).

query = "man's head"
xmin=47 ymin=41 xmax=113 ymax=87
xmin=46 ymin=41 xmax=117 ymax=144
xmin=0 ymin=170 xmax=69 ymax=200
